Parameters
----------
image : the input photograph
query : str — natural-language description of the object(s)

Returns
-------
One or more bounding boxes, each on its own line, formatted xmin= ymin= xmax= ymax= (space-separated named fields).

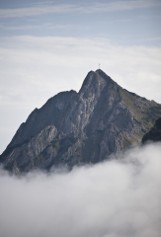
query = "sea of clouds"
xmin=0 ymin=142 xmax=161 ymax=237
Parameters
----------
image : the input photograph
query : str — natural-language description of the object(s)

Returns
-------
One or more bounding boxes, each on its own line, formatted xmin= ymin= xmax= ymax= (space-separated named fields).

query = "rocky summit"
xmin=1 ymin=69 xmax=161 ymax=173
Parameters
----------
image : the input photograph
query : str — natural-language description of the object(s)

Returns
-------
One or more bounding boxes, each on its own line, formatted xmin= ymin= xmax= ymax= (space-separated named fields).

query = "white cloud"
xmin=0 ymin=143 xmax=161 ymax=237
xmin=83 ymin=0 xmax=161 ymax=14
xmin=0 ymin=0 xmax=160 ymax=18
xmin=0 ymin=35 xmax=161 ymax=153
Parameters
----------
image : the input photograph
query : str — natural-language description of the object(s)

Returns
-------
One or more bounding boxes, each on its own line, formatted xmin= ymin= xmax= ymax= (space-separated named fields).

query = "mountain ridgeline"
xmin=1 ymin=69 xmax=161 ymax=173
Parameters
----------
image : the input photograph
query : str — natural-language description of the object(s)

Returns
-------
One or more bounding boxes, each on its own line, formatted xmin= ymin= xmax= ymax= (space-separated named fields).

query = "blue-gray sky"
xmin=0 ymin=0 xmax=161 ymax=45
xmin=0 ymin=0 xmax=161 ymax=153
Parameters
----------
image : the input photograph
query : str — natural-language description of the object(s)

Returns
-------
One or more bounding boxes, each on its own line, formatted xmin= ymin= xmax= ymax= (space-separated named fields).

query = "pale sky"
xmin=0 ymin=0 xmax=161 ymax=153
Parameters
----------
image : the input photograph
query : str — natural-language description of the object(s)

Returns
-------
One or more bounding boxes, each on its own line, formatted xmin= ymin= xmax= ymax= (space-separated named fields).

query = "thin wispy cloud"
xmin=83 ymin=0 xmax=161 ymax=13
xmin=0 ymin=0 xmax=160 ymax=18
xmin=0 ymin=23 xmax=73 ymax=31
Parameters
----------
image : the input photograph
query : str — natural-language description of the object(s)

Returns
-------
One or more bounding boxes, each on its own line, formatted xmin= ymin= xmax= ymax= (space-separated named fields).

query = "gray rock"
xmin=1 ymin=69 xmax=161 ymax=173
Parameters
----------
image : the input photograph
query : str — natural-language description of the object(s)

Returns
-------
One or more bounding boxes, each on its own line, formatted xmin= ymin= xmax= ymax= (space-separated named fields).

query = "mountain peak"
xmin=1 ymin=69 xmax=161 ymax=173
xmin=96 ymin=68 xmax=117 ymax=85
xmin=89 ymin=68 xmax=113 ymax=80
xmin=95 ymin=68 xmax=108 ymax=76
xmin=79 ymin=69 xmax=117 ymax=95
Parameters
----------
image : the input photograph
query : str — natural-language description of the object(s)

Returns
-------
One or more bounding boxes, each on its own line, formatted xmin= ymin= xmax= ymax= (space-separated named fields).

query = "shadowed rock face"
xmin=1 ymin=69 xmax=161 ymax=173
xmin=142 ymin=117 xmax=161 ymax=143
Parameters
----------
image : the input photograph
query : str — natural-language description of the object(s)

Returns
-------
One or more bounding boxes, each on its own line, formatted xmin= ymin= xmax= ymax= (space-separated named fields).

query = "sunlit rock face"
xmin=1 ymin=69 xmax=161 ymax=173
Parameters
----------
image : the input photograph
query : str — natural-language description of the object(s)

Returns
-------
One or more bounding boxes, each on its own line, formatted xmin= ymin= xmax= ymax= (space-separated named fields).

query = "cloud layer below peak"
xmin=0 ymin=143 xmax=161 ymax=237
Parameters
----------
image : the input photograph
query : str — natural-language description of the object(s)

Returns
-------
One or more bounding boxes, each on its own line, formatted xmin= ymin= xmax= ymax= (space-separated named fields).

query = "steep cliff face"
xmin=1 ymin=69 xmax=161 ymax=173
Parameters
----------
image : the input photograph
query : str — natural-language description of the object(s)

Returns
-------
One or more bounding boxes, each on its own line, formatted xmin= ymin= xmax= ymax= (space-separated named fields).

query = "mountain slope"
xmin=1 ymin=69 xmax=161 ymax=173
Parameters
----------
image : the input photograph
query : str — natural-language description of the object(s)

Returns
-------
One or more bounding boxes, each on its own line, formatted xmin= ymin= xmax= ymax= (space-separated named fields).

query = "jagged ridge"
xmin=1 ymin=69 xmax=161 ymax=173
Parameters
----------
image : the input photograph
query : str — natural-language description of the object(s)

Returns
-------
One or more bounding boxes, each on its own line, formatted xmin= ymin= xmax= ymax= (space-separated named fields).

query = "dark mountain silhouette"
xmin=142 ymin=117 xmax=161 ymax=143
xmin=1 ymin=69 xmax=161 ymax=173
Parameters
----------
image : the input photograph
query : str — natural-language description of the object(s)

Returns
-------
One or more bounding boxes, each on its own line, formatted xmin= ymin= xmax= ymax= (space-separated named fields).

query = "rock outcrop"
xmin=142 ymin=117 xmax=161 ymax=143
xmin=1 ymin=69 xmax=161 ymax=173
